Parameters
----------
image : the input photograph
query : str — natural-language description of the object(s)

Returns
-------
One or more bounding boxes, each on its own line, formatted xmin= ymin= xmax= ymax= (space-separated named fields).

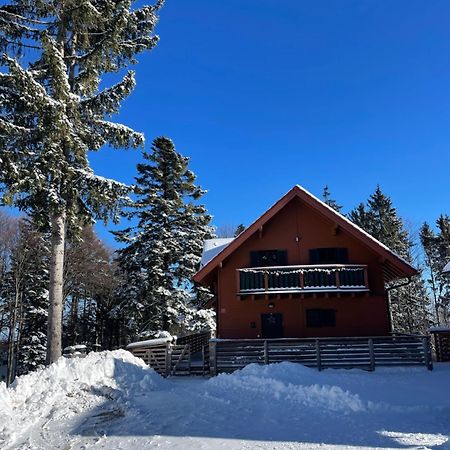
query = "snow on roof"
xmin=200 ymin=238 xmax=234 ymax=267
xmin=126 ymin=336 xmax=173 ymax=349
xmin=443 ymin=262 xmax=450 ymax=273
xmin=429 ymin=326 xmax=450 ymax=332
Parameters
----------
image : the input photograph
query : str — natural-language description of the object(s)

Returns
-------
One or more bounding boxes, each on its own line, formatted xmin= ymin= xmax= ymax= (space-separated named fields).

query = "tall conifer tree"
xmin=115 ymin=137 xmax=214 ymax=338
xmin=0 ymin=0 xmax=163 ymax=363
xmin=349 ymin=186 xmax=429 ymax=333
xmin=420 ymin=216 xmax=450 ymax=325
xmin=0 ymin=219 xmax=49 ymax=382
xmin=15 ymin=221 xmax=49 ymax=376
xmin=322 ymin=185 xmax=342 ymax=213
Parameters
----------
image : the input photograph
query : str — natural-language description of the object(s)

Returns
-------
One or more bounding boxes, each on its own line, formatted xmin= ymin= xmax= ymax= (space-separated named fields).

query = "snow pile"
xmin=1 ymin=356 xmax=450 ymax=449
xmin=206 ymin=362 xmax=366 ymax=413
xmin=0 ymin=350 xmax=164 ymax=449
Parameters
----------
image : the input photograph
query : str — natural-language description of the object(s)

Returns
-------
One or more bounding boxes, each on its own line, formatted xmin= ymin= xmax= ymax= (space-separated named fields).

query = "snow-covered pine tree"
xmin=114 ymin=137 xmax=214 ymax=338
xmin=349 ymin=186 xmax=409 ymax=257
xmin=0 ymin=219 xmax=49 ymax=382
xmin=348 ymin=202 xmax=370 ymax=228
xmin=349 ymin=186 xmax=429 ymax=333
xmin=0 ymin=210 xmax=19 ymax=344
xmin=420 ymin=217 xmax=450 ymax=325
xmin=0 ymin=0 xmax=163 ymax=363
xmin=322 ymin=185 xmax=342 ymax=212
xmin=15 ymin=220 xmax=49 ymax=376
xmin=436 ymin=215 xmax=450 ymax=324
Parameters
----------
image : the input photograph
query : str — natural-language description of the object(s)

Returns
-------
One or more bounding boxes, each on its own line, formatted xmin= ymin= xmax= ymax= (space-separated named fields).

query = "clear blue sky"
xmin=89 ymin=0 xmax=450 ymax=246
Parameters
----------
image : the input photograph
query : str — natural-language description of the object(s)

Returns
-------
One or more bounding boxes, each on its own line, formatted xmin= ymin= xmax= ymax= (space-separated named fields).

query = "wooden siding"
xmin=215 ymin=197 xmax=391 ymax=339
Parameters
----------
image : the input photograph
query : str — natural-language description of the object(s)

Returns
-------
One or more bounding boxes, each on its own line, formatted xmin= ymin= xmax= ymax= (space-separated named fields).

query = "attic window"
xmin=250 ymin=250 xmax=287 ymax=267
xmin=309 ymin=248 xmax=348 ymax=265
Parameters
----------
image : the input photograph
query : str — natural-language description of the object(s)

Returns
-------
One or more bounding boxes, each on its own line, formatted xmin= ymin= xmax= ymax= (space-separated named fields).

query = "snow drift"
xmin=206 ymin=362 xmax=366 ymax=413
xmin=0 ymin=350 xmax=164 ymax=448
xmin=1 ymin=351 xmax=449 ymax=450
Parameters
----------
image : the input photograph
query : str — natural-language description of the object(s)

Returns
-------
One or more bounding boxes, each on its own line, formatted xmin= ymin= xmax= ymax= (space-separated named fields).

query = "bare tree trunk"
xmin=46 ymin=210 xmax=66 ymax=365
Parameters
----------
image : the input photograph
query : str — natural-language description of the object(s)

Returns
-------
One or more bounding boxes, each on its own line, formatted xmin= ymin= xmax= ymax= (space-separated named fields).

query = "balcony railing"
xmin=238 ymin=264 xmax=368 ymax=295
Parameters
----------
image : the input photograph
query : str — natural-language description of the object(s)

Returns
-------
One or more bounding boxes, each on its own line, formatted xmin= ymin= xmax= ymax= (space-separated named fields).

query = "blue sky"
xmin=90 ymin=0 xmax=450 ymax=246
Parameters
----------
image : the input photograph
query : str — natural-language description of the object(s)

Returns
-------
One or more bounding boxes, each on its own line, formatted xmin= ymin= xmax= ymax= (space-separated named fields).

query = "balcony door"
xmin=261 ymin=313 xmax=283 ymax=338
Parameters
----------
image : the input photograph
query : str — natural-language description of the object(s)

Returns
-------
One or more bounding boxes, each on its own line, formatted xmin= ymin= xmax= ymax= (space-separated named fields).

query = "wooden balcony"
xmin=237 ymin=264 xmax=369 ymax=295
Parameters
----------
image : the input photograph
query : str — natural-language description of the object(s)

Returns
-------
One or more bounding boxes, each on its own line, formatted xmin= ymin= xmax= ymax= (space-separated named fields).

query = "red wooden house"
xmin=194 ymin=185 xmax=417 ymax=340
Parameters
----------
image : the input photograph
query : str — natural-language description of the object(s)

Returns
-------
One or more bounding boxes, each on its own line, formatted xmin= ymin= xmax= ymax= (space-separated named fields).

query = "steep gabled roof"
xmin=193 ymin=185 xmax=417 ymax=284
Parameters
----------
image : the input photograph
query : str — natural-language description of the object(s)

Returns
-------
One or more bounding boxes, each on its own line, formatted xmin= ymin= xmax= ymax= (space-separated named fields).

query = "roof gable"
xmin=193 ymin=185 xmax=417 ymax=283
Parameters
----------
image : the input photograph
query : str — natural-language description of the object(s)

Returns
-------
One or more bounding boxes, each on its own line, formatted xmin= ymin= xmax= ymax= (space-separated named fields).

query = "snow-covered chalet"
xmin=193 ymin=185 xmax=418 ymax=339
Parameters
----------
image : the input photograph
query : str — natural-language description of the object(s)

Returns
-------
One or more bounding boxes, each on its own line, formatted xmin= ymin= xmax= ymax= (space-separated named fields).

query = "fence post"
xmin=202 ymin=345 xmax=208 ymax=376
xmin=264 ymin=340 xmax=269 ymax=365
xmin=368 ymin=338 xmax=375 ymax=371
xmin=165 ymin=342 xmax=172 ymax=377
xmin=316 ymin=339 xmax=322 ymax=371
xmin=423 ymin=336 xmax=433 ymax=371
xmin=209 ymin=340 xmax=217 ymax=376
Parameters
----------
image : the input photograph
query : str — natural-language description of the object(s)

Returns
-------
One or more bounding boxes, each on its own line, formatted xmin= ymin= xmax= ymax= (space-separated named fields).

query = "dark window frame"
xmin=250 ymin=249 xmax=288 ymax=267
xmin=306 ymin=309 xmax=336 ymax=328
xmin=309 ymin=248 xmax=348 ymax=265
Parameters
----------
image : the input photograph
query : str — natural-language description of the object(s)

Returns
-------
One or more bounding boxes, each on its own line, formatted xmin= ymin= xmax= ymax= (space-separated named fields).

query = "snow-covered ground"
xmin=1 ymin=350 xmax=449 ymax=450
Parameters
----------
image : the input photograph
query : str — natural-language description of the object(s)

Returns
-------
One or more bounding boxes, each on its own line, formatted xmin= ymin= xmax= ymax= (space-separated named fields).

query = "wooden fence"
xmin=430 ymin=330 xmax=450 ymax=362
xmin=176 ymin=330 xmax=211 ymax=354
xmin=127 ymin=330 xmax=211 ymax=376
xmin=209 ymin=335 xmax=433 ymax=375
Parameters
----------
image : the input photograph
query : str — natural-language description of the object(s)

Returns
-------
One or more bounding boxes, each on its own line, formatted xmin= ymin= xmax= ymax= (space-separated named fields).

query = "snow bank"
xmin=0 ymin=350 xmax=164 ymax=448
xmin=205 ymin=362 xmax=366 ymax=413
xmin=2 ymin=356 xmax=450 ymax=450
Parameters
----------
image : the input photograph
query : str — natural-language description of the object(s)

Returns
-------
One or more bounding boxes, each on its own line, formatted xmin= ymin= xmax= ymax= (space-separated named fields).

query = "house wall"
xmin=216 ymin=197 xmax=390 ymax=339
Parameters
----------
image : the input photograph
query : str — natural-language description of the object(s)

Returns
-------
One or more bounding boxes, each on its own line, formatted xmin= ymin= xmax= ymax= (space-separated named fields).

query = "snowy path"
xmin=1 ymin=351 xmax=450 ymax=450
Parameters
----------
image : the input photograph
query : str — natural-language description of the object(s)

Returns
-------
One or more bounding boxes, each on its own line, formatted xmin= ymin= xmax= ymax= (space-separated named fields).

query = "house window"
xmin=309 ymin=248 xmax=348 ymax=264
xmin=250 ymin=250 xmax=287 ymax=267
xmin=306 ymin=309 xmax=336 ymax=327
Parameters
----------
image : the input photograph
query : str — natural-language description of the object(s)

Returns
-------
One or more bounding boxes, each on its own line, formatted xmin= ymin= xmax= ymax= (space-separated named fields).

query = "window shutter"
xmin=250 ymin=251 xmax=260 ymax=267
xmin=277 ymin=250 xmax=288 ymax=265
xmin=309 ymin=249 xmax=319 ymax=264
xmin=337 ymin=248 xmax=348 ymax=264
